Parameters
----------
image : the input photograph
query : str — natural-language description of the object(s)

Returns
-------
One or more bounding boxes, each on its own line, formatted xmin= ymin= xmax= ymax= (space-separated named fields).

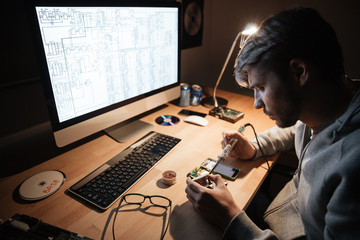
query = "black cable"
xmin=242 ymin=123 xmax=271 ymax=172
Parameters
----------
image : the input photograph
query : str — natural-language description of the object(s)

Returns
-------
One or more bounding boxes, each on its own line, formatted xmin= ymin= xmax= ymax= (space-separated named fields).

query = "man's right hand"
xmin=222 ymin=131 xmax=256 ymax=160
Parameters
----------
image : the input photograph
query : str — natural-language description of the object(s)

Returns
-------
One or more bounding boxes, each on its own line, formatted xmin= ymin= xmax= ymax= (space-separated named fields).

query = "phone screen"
xmin=178 ymin=109 xmax=207 ymax=118
xmin=214 ymin=163 xmax=240 ymax=179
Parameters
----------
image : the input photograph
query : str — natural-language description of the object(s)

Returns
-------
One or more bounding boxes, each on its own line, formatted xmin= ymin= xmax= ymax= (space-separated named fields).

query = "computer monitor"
xmin=26 ymin=0 xmax=181 ymax=147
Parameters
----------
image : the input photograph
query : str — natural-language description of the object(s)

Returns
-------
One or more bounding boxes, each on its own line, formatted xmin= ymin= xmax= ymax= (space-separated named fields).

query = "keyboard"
xmin=68 ymin=131 xmax=181 ymax=210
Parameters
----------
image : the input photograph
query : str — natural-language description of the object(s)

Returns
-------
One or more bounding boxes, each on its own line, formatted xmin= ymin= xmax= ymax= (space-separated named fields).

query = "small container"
xmin=162 ymin=170 xmax=177 ymax=186
xmin=179 ymin=83 xmax=190 ymax=107
xmin=190 ymin=84 xmax=203 ymax=106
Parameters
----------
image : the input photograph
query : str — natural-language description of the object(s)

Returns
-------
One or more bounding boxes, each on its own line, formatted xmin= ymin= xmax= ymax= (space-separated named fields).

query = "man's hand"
xmin=185 ymin=174 xmax=241 ymax=231
xmin=222 ymin=131 xmax=256 ymax=160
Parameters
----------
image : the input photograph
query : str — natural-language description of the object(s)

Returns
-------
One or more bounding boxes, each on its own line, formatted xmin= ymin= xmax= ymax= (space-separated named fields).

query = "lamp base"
xmin=201 ymin=96 xmax=228 ymax=108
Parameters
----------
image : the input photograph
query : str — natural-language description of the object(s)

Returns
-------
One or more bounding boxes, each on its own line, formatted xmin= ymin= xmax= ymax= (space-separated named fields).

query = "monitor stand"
xmin=104 ymin=119 xmax=154 ymax=143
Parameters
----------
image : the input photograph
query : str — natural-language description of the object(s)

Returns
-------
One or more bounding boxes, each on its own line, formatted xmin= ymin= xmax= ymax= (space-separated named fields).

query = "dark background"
xmin=1 ymin=0 xmax=359 ymax=177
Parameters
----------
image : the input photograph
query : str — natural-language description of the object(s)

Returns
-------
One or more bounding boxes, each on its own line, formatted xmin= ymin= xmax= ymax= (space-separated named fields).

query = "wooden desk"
xmin=0 ymin=89 xmax=276 ymax=239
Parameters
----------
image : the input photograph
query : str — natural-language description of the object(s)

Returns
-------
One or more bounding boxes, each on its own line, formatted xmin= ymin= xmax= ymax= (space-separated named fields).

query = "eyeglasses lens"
xmin=150 ymin=196 xmax=170 ymax=207
xmin=124 ymin=194 xmax=144 ymax=204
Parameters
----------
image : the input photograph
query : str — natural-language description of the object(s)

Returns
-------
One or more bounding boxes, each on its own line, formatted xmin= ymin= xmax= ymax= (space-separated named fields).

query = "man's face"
xmin=247 ymin=67 xmax=301 ymax=128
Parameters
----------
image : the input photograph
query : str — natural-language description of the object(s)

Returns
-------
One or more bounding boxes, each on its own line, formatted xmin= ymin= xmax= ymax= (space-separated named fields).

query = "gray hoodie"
xmin=223 ymin=89 xmax=360 ymax=239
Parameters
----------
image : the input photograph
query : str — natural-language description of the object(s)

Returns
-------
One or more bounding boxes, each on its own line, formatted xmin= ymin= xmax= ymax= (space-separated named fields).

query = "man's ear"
xmin=289 ymin=58 xmax=309 ymax=86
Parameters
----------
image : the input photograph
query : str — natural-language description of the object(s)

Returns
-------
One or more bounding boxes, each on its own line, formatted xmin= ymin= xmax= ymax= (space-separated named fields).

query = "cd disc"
xmin=155 ymin=115 xmax=180 ymax=126
xmin=19 ymin=170 xmax=65 ymax=201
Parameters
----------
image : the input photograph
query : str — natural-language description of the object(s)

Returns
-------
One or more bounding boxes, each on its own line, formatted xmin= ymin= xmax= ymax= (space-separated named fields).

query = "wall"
xmin=182 ymin=0 xmax=360 ymax=94
xmin=1 ymin=0 xmax=359 ymax=176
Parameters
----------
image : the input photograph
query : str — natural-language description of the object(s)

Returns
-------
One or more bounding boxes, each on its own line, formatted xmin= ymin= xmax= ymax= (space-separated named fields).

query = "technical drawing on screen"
xmin=27 ymin=1 xmax=181 ymax=147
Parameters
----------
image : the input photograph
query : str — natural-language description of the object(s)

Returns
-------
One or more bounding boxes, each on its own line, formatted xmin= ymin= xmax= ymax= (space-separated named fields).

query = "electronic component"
xmin=188 ymin=166 xmax=209 ymax=179
xmin=188 ymin=157 xmax=240 ymax=182
xmin=209 ymin=107 xmax=244 ymax=123
xmin=188 ymin=137 xmax=239 ymax=187
xmin=0 ymin=214 xmax=93 ymax=240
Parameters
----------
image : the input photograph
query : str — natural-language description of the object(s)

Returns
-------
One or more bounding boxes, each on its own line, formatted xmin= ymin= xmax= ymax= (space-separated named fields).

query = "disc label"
xmin=19 ymin=170 xmax=65 ymax=201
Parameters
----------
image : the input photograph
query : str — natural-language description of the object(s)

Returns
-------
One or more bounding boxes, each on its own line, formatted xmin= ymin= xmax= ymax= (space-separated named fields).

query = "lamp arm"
xmin=213 ymin=31 xmax=242 ymax=108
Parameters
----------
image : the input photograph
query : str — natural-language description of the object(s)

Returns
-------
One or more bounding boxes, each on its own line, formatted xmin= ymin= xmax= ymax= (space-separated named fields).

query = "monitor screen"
xmin=27 ymin=1 xmax=181 ymax=147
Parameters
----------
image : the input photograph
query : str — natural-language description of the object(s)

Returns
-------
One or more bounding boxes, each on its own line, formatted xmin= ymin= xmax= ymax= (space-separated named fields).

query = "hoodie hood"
xmin=331 ymin=88 xmax=360 ymax=143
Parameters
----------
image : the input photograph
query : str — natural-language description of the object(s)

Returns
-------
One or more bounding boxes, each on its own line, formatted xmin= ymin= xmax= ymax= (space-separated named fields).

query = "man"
xmin=185 ymin=7 xmax=360 ymax=239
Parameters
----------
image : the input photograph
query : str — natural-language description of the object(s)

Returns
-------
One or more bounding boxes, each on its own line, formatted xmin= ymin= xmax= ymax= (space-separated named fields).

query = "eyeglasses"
xmin=122 ymin=193 xmax=172 ymax=208
xmin=112 ymin=193 xmax=172 ymax=240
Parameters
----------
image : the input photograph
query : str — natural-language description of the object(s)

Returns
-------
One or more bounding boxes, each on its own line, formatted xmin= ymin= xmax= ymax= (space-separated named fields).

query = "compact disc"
xmin=19 ymin=170 xmax=65 ymax=201
xmin=155 ymin=115 xmax=180 ymax=126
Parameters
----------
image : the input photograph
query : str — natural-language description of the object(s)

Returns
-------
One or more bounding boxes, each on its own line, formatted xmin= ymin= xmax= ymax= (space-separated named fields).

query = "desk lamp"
xmin=205 ymin=24 xmax=258 ymax=122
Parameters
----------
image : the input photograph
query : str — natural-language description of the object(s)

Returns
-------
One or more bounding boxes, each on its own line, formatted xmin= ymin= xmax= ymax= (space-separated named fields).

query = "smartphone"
xmin=178 ymin=109 xmax=207 ymax=118
xmin=201 ymin=158 xmax=240 ymax=180
xmin=213 ymin=163 xmax=240 ymax=180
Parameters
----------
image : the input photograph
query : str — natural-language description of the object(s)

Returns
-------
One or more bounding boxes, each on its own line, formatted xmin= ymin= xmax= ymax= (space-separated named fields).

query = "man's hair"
xmin=235 ymin=7 xmax=344 ymax=87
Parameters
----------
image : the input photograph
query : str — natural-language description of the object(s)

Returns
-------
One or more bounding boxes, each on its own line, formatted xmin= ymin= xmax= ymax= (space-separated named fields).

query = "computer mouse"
xmin=184 ymin=115 xmax=208 ymax=126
